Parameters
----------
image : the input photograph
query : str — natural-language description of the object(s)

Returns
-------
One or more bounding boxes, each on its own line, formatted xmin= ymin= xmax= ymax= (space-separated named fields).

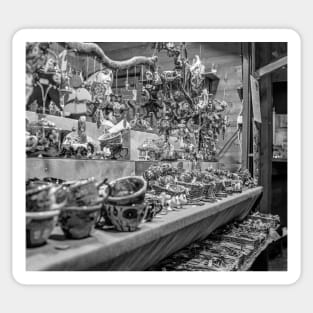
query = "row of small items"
xmin=143 ymin=163 xmax=256 ymax=204
xmin=148 ymin=212 xmax=281 ymax=271
xmin=26 ymin=116 xmax=129 ymax=160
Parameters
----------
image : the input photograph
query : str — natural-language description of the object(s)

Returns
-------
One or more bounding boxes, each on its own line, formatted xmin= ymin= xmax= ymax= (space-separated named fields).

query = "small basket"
xmin=98 ymin=132 xmax=122 ymax=150
xmin=152 ymin=183 xmax=186 ymax=197
xmin=213 ymin=181 xmax=225 ymax=194
xmin=202 ymin=182 xmax=215 ymax=198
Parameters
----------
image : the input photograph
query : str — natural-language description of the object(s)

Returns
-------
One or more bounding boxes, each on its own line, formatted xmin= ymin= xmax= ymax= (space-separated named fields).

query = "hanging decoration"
xmin=25 ymin=41 xmax=231 ymax=161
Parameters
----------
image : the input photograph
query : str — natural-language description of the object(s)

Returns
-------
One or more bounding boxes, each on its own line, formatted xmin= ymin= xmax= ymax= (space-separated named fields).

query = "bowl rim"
xmin=107 ymin=176 xmax=147 ymax=203
xmin=26 ymin=184 xmax=54 ymax=196
xmin=105 ymin=201 xmax=147 ymax=210
xmin=61 ymin=203 xmax=102 ymax=211
xmin=26 ymin=210 xmax=60 ymax=219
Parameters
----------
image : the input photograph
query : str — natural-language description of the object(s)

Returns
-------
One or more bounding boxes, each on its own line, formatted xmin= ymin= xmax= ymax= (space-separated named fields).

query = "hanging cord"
xmin=38 ymin=83 xmax=53 ymax=114
xmin=86 ymin=55 xmax=89 ymax=80
xmin=223 ymin=72 xmax=228 ymax=100
xmin=115 ymin=69 xmax=118 ymax=94
xmin=152 ymin=44 xmax=158 ymax=57
xmin=126 ymin=68 xmax=129 ymax=90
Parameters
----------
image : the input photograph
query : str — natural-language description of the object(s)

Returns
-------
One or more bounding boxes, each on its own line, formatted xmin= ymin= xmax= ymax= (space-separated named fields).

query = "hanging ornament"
xmin=86 ymin=55 xmax=89 ymax=80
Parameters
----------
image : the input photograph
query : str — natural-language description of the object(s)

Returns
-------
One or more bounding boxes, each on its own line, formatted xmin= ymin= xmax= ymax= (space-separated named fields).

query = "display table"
xmin=27 ymin=187 xmax=263 ymax=271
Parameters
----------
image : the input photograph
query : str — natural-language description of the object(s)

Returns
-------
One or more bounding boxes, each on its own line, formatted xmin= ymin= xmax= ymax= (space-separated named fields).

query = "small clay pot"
xmin=107 ymin=176 xmax=147 ymax=206
xmin=58 ymin=203 xmax=101 ymax=239
xmin=104 ymin=202 xmax=147 ymax=232
xmin=26 ymin=210 xmax=60 ymax=248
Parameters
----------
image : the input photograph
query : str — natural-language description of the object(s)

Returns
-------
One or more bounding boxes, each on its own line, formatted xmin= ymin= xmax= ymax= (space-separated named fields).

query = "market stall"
xmin=25 ymin=41 xmax=285 ymax=271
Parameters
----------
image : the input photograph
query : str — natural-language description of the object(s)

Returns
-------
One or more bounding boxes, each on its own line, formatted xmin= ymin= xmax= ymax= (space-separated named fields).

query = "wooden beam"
xmin=255 ymin=56 xmax=287 ymax=79
xmin=256 ymin=43 xmax=273 ymax=214
xmin=259 ymin=74 xmax=272 ymax=213
xmin=251 ymin=43 xmax=261 ymax=184
xmin=241 ymin=43 xmax=251 ymax=170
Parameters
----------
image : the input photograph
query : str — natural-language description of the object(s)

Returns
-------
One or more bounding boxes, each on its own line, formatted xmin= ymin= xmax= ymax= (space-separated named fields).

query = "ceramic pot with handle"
xmin=106 ymin=176 xmax=147 ymax=206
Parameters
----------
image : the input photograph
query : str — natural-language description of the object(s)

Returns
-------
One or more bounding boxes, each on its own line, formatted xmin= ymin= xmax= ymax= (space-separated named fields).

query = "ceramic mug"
xmin=104 ymin=202 xmax=147 ymax=232
xmin=107 ymin=176 xmax=147 ymax=206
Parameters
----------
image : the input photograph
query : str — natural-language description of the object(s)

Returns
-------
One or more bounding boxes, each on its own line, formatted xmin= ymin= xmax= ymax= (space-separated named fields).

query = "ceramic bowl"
xmin=64 ymin=178 xmax=109 ymax=206
xmin=107 ymin=176 xmax=147 ymax=206
xmin=104 ymin=202 xmax=147 ymax=232
xmin=26 ymin=210 xmax=60 ymax=248
xmin=58 ymin=203 xmax=102 ymax=239
xmin=26 ymin=184 xmax=68 ymax=212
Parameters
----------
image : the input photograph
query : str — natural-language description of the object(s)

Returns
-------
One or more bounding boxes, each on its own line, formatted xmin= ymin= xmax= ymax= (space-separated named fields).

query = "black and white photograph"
xmin=11 ymin=29 xmax=300 ymax=284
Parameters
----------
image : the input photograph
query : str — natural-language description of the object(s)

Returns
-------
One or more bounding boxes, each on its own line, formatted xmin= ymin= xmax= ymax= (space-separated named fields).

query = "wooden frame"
xmin=255 ymin=56 xmax=287 ymax=79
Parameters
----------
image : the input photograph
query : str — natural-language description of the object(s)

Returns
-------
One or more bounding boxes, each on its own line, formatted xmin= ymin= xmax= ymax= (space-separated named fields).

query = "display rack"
xmin=26 ymin=187 xmax=262 ymax=271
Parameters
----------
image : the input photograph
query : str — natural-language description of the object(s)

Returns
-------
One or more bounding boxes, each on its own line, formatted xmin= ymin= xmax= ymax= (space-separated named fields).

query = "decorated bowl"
xmin=107 ymin=176 xmax=147 ymax=206
xmin=64 ymin=177 xmax=109 ymax=207
xmin=26 ymin=210 xmax=60 ymax=248
xmin=104 ymin=202 xmax=147 ymax=232
xmin=58 ymin=203 xmax=102 ymax=239
xmin=26 ymin=184 xmax=68 ymax=212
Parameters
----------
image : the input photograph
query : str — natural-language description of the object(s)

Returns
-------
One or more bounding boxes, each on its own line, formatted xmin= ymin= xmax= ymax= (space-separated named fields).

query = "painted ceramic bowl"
xmin=107 ymin=176 xmax=147 ymax=206
xmin=58 ymin=203 xmax=102 ymax=239
xmin=64 ymin=177 xmax=110 ymax=207
xmin=26 ymin=210 xmax=60 ymax=247
xmin=104 ymin=202 xmax=147 ymax=232
xmin=26 ymin=184 xmax=68 ymax=212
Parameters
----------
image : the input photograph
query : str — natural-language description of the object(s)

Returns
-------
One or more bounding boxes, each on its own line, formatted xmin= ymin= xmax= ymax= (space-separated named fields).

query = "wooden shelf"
xmin=26 ymin=187 xmax=263 ymax=271
xmin=26 ymin=158 xmax=219 ymax=181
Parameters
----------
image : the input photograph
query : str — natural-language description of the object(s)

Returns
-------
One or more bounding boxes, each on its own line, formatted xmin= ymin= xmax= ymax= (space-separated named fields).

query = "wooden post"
xmin=241 ymin=43 xmax=251 ymax=170
xmin=251 ymin=43 xmax=261 ymax=184
xmin=259 ymin=75 xmax=273 ymax=213
xmin=257 ymin=43 xmax=273 ymax=213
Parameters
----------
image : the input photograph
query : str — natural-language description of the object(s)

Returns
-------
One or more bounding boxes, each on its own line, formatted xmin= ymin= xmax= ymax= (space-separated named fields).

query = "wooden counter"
xmin=27 ymin=187 xmax=263 ymax=271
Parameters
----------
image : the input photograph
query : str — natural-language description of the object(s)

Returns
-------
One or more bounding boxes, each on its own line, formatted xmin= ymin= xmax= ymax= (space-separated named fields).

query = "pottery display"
xmin=58 ymin=204 xmax=102 ymax=239
xmin=107 ymin=176 xmax=147 ymax=206
xmin=26 ymin=210 xmax=60 ymax=247
xmin=104 ymin=202 xmax=147 ymax=232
